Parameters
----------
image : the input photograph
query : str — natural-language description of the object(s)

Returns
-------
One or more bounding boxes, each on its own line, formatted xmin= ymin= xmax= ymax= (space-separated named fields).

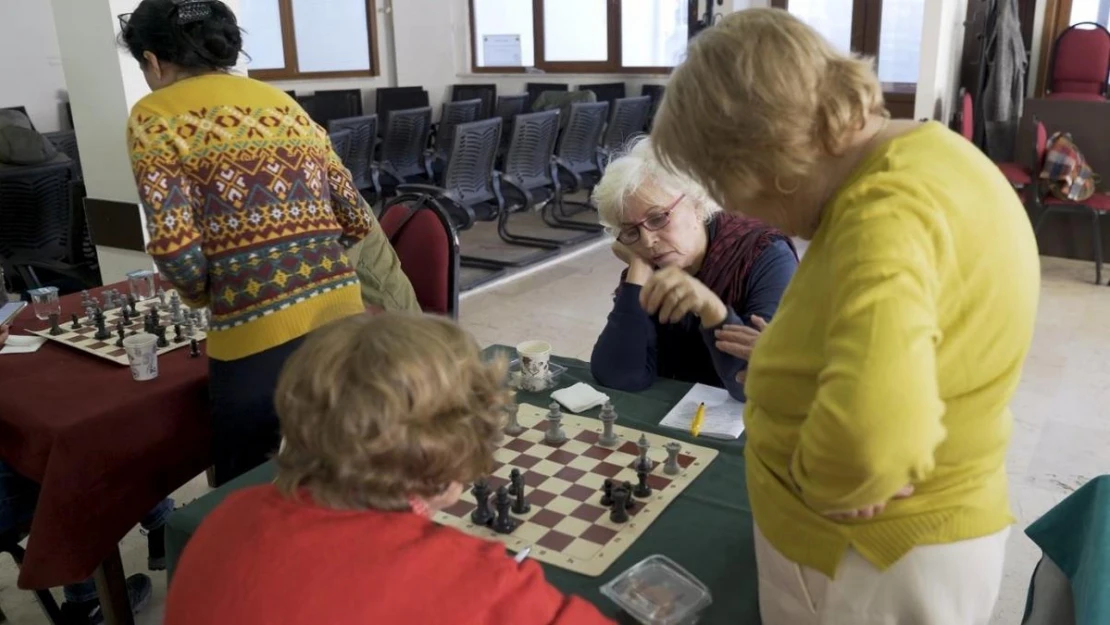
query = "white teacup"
xmin=516 ymin=340 xmax=552 ymax=387
xmin=123 ymin=334 xmax=159 ymax=382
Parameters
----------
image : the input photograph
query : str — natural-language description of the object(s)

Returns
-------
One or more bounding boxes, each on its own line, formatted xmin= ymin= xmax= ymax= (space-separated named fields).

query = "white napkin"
xmin=0 ymin=335 xmax=46 ymax=355
xmin=551 ymin=382 xmax=610 ymax=413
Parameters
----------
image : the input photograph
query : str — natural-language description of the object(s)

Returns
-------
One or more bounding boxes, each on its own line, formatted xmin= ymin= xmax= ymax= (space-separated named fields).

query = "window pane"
xmin=621 ymin=0 xmax=688 ymax=67
xmin=544 ymin=0 xmax=608 ymax=62
xmin=1070 ymin=0 xmax=1101 ymax=24
xmin=291 ymin=0 xmax=372 ymax=73
xmin=241 ymin=0 xmax=285 ymax=71
xmin=877 ymin=0 xmax=924 ymax=84
xmin=473 ymin=0 xmax=535 ymax=67
xmin=785 ymin=0 xmax=854 ymax=53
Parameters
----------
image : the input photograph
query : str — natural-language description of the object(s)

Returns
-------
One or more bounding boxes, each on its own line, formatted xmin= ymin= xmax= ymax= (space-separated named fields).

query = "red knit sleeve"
xmin=485 ymin=558 xmax=615 ymax=624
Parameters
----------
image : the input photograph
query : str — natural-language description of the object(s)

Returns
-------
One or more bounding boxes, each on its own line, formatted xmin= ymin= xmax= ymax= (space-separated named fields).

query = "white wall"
xmin=915 ymin=0 xmax=969 ymax=121
xmin=0 ymin=0 xmax=69 ymax=132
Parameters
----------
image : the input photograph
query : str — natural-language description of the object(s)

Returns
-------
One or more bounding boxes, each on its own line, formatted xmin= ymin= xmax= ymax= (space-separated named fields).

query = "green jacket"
xmin=346 ymin=216 xmax=420 ymax=314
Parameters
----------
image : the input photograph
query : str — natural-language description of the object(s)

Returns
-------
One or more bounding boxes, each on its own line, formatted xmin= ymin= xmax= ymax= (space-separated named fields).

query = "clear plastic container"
xmin=600 ymin=555 xmax=712 ymax=625
xmin=507 ymin=359 xmax=567 ymax=392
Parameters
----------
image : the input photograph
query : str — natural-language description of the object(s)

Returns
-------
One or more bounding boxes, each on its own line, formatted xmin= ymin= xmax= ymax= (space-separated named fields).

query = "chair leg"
xmin=1092 ymin=210 xmax=1102 ymax=285
xmin=497 ymin=206 xmax=567 ymax=248
xmin=3 ymin=544 xmax=64 ymax=625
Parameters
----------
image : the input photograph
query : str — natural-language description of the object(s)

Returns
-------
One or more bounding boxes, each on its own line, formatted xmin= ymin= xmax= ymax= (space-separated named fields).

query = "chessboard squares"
xmin=503 ymin=438 xmax=534 ymax=453
xmin=557 ymin=439 xmax=592 ymax=456
xmin=528 ymin=508 xmax=564 ymax=528
xmin=574 ymin=430 xmax=601 ymax=445
xmin=560 ymin=484 xmax=595 ymax=502
xmin=487 ymin=474 xmax=510 ymax=492
xmin=567 ymin=454 xmax=602 ymax=473
xmin=579 ymin=524 xmax=619 ymax=546
xmin=551 ymin=515 xmax=591 ymax=538
xmin=570 ymin=502 xmax=608 ymax=524
xmin=525 ymin=489 xmax=558 ymax=508
xmin=546 ymin=449 xmax=576 ymax=464
xmin=591 ymin=460 xmax=625 ymax=478
xmin=676 ymin=454 xmax=696 ymax=469
xmin=575 ymin=472 xmax=607 ymax=491
xmin=543 ymin=496 xmax=579 ymax=515
xmin=533 ymin=475 xmax=572 ymax=495
xmin=617 ymin=440 xmax=641 ymax=456
xmin=647 ymin=473 xmax=674 ymax=491
xmin=443 ymin=500 xmax=474 ymax=517
xmin=507 ymin=454 xmax=542 ymax=470
xmin=536 ymin=529 xmax=576 ymax=552
xmin=563 ymin=537 xmax=602 ymax=561
xmin=525 ymin=459 xmax=562 ymax=480
xmin=554 ymin=466 xmax=587 ymax=483
xmin=582 ymin=446 xmax=615 ymax=461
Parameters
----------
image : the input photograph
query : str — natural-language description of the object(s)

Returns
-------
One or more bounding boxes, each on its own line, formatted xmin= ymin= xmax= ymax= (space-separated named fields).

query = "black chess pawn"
xmin=48 ymin=312 xmax=63 ymax=336
xmin=115 ymin=321 xmax=126 ymax=348
xmin=189 ymin=338 xmax=200 ymax=358
xmin=492 ymin=486 xmax=519 ymax=534
xmin=622 ymin=481 xmax=635 ymax=509
xmin=633 ymin=468 xmax=652 ymax=498
xmin=470 ymin=479 xmax=494 ymax=526
xmin=609 ymin=486 xmax=631 ymax=523
xmin=69 ymin=313 xmax=80 ymax=330
xmin=93 ymin=311 xmax=110 ymax=340
xmin=510 ymin=470 xmax=530 ymax=514
xmin=600 ymin=479 xmax=614 ymax=506
xmin=173 ymin=323 xmax=184 ymax=343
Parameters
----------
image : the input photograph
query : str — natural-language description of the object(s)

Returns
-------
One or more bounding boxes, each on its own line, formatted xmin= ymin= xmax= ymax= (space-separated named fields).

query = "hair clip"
xmin=173 ymin=0 xmax=214 ymax=25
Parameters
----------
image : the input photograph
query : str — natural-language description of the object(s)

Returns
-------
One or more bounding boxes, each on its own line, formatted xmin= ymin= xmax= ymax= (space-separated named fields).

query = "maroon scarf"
xmin=696 ymin=213 xmax=796 ymax=311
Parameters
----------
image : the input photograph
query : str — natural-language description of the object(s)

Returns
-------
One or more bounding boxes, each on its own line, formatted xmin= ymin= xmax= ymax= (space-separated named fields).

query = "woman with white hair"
xmin=589 ymin=138 xmax=797 ymax=400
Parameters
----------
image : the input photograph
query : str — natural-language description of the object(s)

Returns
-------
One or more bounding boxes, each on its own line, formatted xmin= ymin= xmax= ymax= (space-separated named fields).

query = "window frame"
xmin=468 ymin=0 xmax=692 ymax=74
xmin=247 ymin=0 xmax=380 ymax=80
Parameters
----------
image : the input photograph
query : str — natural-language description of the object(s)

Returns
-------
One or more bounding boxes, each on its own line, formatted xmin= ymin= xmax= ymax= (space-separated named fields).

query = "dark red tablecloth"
xmin=0 ymin=282 xmax=211 ymax=589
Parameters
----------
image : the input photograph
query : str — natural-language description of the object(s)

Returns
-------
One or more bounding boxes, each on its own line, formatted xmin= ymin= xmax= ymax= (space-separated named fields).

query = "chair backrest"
xmin=327 ymin=114 xmax=378 ymax=190
xmin=1033 ymin=117 xmax=1048 ymax=170
xmin=557 ymin=102 xmax=609 ymax=175
xmin=0 ymin=158 xmax=75 ymax=262
xmin=602 ymin=96 xmax=651 ymax=151
xmin=502 ymin=110 xmax=560 ymax=191
xmin=436 ymin=99 xmax=483 ymax=161
xmin=328 ymin=129 xmax=354 ymax=165
xmin=958 ymin=88 xmax=974 ymax=141
xmin=1050 ymin=22 xmax=1110 ymax=96
xmin=580 ymin=82 xmax=626 ymax=112
xmin=66 ymin=179 xmax=93 ymax=267
xmin=532 ymin=90 xmax=596 ymax=125
xmin=295 ymin=94 xmax=316 ymax=120
xmin=311 ymin=89 xmax=363 ymax=127
xmin=496 ymin=94 xmax=528 ymax=122
xmin=451 ymin=84 xmax=497 ymax=119
xmin=526 ymin=82 xmax=569 ymax=109
xmin=381 ymin=106 xmax=433 ymax=180
xmin=441 ymin=117 xmax=502 ymax=206
xmin=379 ymin=194 xmax=460 ymax=317
xmin=376 ymin=87 xmax=430 ymax=134
xmin=44 ymin=130 xmax=82 ymax=180
xmin=0 ymin=106 xmax=33 ymax=131
xmin=641 ymin=84 xmax=665 ymax=131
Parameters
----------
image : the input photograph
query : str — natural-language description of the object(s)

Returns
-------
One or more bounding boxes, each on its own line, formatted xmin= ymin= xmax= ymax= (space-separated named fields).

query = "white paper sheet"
xmin=0 ymin=334 xmax=47 ymax=355
xmin=482 ymin=34 xmax=523 ymax=66
xmin=659 ymin=383 xmax=746 ymax=440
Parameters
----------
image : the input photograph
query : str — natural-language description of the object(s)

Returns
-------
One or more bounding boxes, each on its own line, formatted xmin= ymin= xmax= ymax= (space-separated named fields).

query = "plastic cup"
xmin=516 ymin=339 xmax=552 ymax=388
xmin=29 ymin=286 xmax=61 ymax=322
xmin=122 ymin=334 xmax=159 ymax=381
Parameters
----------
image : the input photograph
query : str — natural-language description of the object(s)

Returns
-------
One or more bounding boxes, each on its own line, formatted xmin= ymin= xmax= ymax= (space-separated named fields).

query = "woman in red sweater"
xmin=166 ymin=313 xmax=614 ymax=625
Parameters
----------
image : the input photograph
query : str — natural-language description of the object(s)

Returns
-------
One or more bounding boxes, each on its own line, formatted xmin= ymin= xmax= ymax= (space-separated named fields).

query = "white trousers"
xmin=754 ymin=524 xmax=1010 ymax=625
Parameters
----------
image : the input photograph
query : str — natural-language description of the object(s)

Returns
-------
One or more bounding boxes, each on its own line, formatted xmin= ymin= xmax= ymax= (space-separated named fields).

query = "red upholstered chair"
xmin=1047 ymin=22 xmax=1110 ymax=100
xmin=1030 ymin=119 xmax=1110 ymax=285
xmin=957 ymin=88 xmax=1040 ymax=196
xmin=957 ymin=88 xmax=974 ymax=141
xmin=379 ymin=193 xmax=461 ymax=317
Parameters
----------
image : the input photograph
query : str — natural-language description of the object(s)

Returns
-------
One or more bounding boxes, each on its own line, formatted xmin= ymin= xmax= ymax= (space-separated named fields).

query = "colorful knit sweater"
xmin=126 ymin=74 xmax=370 ymax=361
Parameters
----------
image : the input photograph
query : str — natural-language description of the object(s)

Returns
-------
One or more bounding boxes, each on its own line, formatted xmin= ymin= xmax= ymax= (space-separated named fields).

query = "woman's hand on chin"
xmin=613 ymin=241 xmax=653 ymax=285
xmin=640 ymin=266 xmax=727 ymax=325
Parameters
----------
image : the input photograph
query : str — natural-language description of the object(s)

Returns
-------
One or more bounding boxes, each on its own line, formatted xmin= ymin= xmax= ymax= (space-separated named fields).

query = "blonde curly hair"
xmin=652 ymin=8 xmax=886 ymax=203
xmin=274 ymin=312 xmax=511 ymax=511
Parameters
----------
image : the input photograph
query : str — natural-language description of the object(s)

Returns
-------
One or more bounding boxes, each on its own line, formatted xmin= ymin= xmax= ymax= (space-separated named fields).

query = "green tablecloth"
xmin=165 ymin=347 xmax=759 ymax=624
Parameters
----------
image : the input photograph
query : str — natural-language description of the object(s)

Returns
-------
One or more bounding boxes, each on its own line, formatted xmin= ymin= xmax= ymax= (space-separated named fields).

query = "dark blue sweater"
xmin=589 ymin=239 xmax=797 ymax=401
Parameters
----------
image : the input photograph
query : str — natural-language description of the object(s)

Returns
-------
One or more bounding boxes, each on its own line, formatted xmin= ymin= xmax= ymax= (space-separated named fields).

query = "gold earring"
xmin=774 ymin=176 xmax=800 ymax=195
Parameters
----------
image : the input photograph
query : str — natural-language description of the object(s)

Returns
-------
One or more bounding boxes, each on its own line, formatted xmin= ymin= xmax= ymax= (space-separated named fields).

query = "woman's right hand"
xmin=612 ymin=242 xmax=652 ymax=284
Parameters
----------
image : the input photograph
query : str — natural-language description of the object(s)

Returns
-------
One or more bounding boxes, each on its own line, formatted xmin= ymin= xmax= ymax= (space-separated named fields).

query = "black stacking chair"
xmin=311 ymin=89 xmax=363 ymax=127
xmin=546 ymin=101 xmax=609 ymax=233
xmin=328 ymin=129 xmax=354 ymax=165
xmin=294 ymin=94 xmax=316 ymax=120
xmin=328 ymin=114 xmax=379 ymax=198
xmin=397 ymin=117 xmax=518 ymax=280
xmin=375 ymin=87 xmax=429 ymax=136
xmin=580 ymin=82 xmax=626 ymax=114
xmin=451 ymin=84 xmax=497 ymax=119
xmin=44 ymin=130 xmax=82 ymax=180
xmin=377 ymin=106 xmax=433 ymax=196
xmin=641 ymin=84 xmax=665 ymax=131
xmin=496 ymin=95 xmax=529 ymax=154
xmin=600 ymin=96 xmax=652 ymax=160
xmin=1 ymin=106 xmax=33 ymax=130
xmin=526 ymin=83 xmax=568 ymax=110
xmin=498 ymin=109 xmax=583 ymax=247
xmin=431 ymin=99 xmax=483 ymax=172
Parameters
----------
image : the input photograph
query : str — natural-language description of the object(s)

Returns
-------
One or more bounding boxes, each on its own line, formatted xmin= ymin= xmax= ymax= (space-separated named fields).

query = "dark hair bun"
xmin=121 ymin=0 xmax=244 ymax=71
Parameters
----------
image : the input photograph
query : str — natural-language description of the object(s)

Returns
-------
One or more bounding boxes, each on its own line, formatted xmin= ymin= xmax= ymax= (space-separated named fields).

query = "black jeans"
xmin=208 ymin=336 xmax=305 ymax=486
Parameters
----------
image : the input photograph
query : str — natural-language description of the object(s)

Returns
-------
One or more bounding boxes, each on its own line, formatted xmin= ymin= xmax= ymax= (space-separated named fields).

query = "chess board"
xmin=28 ymin=291 xmax=207 ymax=365
xmin=433 ymin=403 xmax=718 ymax=577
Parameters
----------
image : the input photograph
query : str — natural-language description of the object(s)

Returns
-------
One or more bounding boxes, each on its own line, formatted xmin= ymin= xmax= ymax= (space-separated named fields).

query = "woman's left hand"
xmin=823 ymin=484 xmax=916 ymax=521
xmin=640 ymin=266 xmax=727 ymax=326
xmin=714 ymin=315 xmax=768 ymax=360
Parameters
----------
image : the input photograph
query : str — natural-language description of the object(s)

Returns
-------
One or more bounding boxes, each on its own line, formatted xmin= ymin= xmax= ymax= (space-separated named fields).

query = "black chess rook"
xmin=609 ymin=486 xmax=630 ymax=523
xmin=510 ymin=469 xmax=530 ymax=514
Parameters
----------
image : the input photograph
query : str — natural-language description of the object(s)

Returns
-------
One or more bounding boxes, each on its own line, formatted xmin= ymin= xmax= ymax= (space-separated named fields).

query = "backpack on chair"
xmin=1040 ymin=132 xmax=1097 ymax=202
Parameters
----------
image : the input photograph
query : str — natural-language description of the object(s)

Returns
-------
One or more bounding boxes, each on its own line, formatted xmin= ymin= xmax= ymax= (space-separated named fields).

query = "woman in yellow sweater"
xmin=122 ymin=0 xmax=373 ymax=485
xmin=652 ymin=9 xmax=1040 ymax=624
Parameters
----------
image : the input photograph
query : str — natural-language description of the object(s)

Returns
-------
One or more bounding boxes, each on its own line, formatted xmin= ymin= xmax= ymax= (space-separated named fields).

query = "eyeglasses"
xmin=616 ymin=194 xmax=686 ymax=245
xmin=117 ymin=13 xmax=132 ymax=32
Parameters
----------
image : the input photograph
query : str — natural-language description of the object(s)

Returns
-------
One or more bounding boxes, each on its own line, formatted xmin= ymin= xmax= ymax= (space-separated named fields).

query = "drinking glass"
xmin=29 ymin=287 xmax=61 ymax=321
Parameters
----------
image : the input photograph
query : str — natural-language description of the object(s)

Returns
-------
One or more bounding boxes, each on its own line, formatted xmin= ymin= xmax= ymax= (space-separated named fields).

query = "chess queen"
xmin=120 ymin=0 xmax=375 ymax=486
xmin=653 ymin=8 xmax=1038 ymax=625
xmin=164 ymin=313 xmax=614 ymax=625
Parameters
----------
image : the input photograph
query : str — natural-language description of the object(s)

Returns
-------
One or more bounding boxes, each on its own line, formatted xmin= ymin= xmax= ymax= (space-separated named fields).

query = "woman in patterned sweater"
xmin=122 ymin=0 xmax=374 ymax=484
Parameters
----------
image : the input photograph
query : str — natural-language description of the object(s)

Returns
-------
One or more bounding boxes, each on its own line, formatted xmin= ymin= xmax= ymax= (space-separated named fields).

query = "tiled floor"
xmin=2 ymin=244 xmax=1107 ymax=624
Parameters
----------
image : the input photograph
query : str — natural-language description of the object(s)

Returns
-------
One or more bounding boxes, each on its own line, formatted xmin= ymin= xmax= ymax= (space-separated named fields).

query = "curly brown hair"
xmin=274 ymin=312 xmax=510 ymax=511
